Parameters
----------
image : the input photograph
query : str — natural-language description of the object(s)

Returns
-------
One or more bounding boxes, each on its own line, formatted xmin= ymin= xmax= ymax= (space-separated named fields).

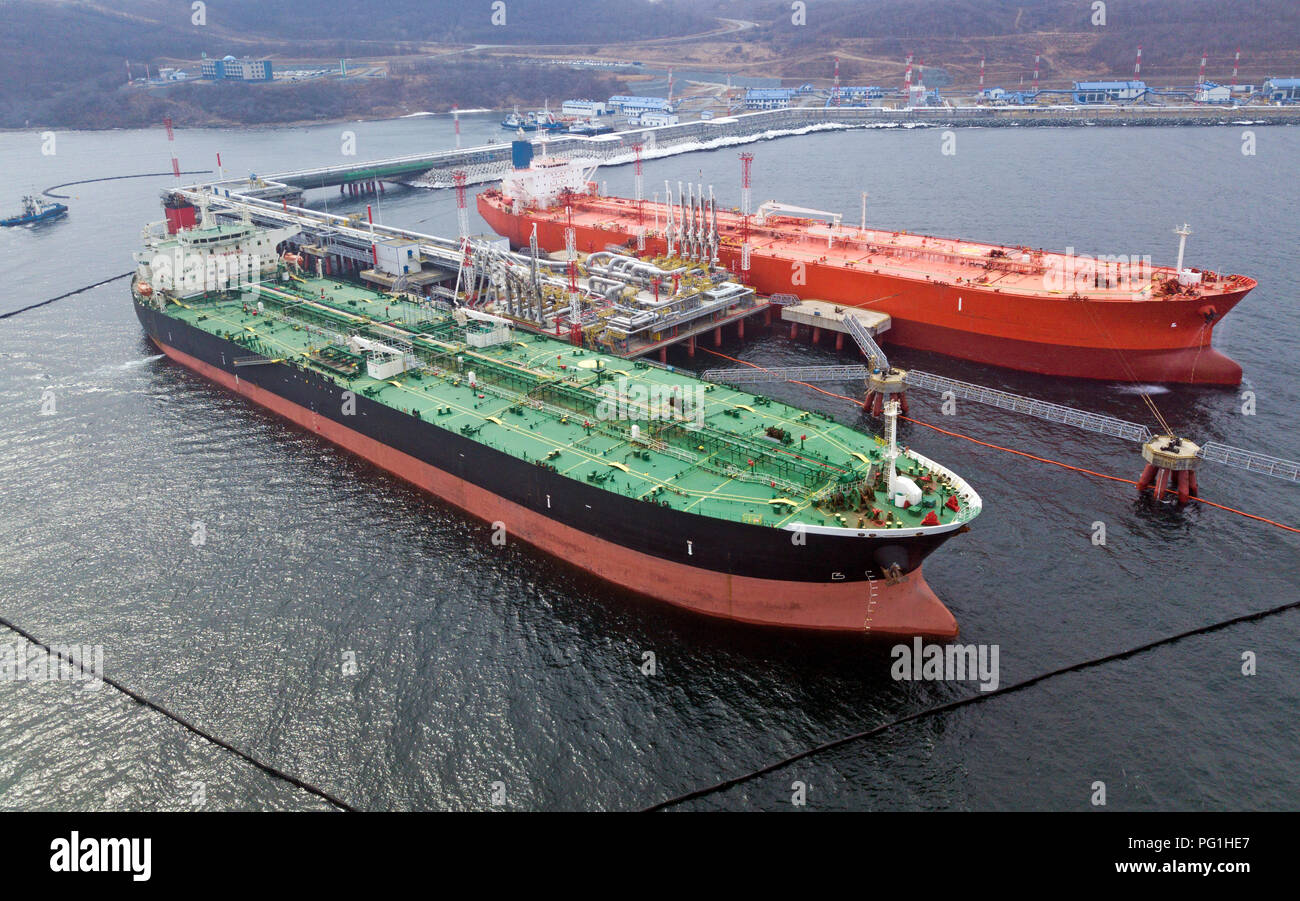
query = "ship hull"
xmin=477 ymin=196 xmax=1248 ymax=385
xmin=134 ymin=299 xmax=965 ymax=636
xmin=1 ymin=205 xmax=67 ymax=227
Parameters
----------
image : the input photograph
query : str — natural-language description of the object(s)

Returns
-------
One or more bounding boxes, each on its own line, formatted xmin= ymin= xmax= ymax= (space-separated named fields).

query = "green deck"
xmin=160 ymin=274 xmax=975 ymax=533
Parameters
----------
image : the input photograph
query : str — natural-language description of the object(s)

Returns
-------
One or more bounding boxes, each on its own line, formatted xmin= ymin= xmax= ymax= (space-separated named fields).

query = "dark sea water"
xmin=1 ymin=113 xmax=1297 ymax=811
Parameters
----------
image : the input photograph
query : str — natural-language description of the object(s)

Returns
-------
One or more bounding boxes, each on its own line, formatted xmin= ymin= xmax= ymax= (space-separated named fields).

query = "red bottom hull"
xmin=883 ymin=317 xmax=1243 ymax=385
xmin=154 ymin=339 xmax=960 ymax=637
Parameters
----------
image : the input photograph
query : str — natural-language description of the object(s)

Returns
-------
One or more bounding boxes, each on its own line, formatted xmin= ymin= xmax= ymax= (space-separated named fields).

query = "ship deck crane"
xmin=754 ymin=201 xmax=843 ymax=229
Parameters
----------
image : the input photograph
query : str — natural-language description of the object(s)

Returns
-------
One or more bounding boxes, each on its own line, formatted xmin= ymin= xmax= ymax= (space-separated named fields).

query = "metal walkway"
xmin=701 ymin=363 xmax=1154 ymax=444
xmin=701 ymin=364 xmax=870 ymax=385
xmin=1197 ymin=442 xmax=1300 ymax=483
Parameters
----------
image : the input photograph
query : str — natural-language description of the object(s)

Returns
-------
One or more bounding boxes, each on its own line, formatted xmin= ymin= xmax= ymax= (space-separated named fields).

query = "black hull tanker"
xmin=130 ymin=217 xmax=981 ymax=635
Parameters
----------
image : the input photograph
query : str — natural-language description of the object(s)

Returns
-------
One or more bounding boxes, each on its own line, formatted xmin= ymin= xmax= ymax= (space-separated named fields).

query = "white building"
xmin=562 ymin=99 xmax=607 ymax=117
xmin=607 ymin=95 xmax=672 ymax=113
xmin=1194 ymin=82 xmax=1232 ymax=103
xmin=635 ymin=111 xmax=679 ymax=127
xmin=374 ymin=238 xmax=421 ymax=278
xmin=201 ymin=55 xmax=273 ymax=82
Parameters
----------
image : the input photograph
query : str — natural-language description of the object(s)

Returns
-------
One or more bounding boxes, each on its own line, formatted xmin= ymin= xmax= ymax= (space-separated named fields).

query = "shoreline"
xmin=5 ymin=104 xmax=1300 ymax=135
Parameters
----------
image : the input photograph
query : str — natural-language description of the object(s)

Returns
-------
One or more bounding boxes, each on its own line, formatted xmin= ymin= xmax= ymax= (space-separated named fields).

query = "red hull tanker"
xmin=477 ymin=158 xmax=1253 ymax=385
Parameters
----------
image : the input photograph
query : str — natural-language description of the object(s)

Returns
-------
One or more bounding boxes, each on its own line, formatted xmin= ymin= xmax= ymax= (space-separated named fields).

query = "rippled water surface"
xmin=1 ymin=116 xmax=1297 ymax=810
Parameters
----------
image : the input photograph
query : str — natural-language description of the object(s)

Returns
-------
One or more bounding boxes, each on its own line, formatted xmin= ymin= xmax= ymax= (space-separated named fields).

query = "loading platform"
xmin=781 ymin=300 xmax=891 ymax=353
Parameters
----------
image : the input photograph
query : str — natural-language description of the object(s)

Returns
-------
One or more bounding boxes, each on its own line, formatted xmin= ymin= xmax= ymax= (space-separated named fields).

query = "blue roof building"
xmin=607 ymin=95 xmax=673 ymax=112
xmin=744 ymin=88 xmax=794 ymax=109
xmin=1072 ymin=80 xmax=1147 ymax=103
xmin=1262 ymin=77 xmax=1300 ymax=101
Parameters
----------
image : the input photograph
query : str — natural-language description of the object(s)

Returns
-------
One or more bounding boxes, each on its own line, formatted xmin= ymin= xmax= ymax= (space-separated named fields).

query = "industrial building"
xmin=561 ymin=99 xmax=608 ymax=117
xmin=1194 ymin=82 xmax=1233 ymax=103
xmin=839 ymin=86 xmax=884 ymax=100
xmin=744 ymin=89 xmax=794 ymax=110
xmin=201 ymin=55 xmax=274 ymax=82
xmin=633 ymin=111 xmax=679 ymax=127
xmin=607 ymin=95 xmax=673 ymax=114
xmin=1262 ymin=77 xmax=1300 ymax=102
xmin=1072 ymin=81 xmax=1147 ymax=103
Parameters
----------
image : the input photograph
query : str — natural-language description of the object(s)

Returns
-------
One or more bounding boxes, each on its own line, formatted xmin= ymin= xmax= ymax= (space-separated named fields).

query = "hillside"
xmin=0 ymin=0 xmax=705 ymax=128
xmin=698 ymin=0 xmax=1300 ymax=87
xmin=3 ymin=0 xmax=1297 ymax=129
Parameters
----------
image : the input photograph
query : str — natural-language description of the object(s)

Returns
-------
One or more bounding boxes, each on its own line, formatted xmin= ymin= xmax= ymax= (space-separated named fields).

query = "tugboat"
xmin=500 ymin=106 xmax=528 ymax=130
xmin=531 ymin=108 xmax=565 ymax=132
xmin=2 ymin=195 xmax=68 ymax=227
xmin=501 ymin=105 xmax=566 ymax=133
xmin=568 ymin=118 xmax=613 ymax=135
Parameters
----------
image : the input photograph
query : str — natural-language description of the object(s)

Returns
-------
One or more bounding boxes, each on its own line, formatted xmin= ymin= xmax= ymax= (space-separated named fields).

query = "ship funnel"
xmin=512 ymin=140 xmax=534 ymax=170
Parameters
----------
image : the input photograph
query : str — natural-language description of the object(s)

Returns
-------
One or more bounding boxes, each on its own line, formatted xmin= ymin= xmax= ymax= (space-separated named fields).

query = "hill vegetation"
xmin=2 ymin=0 xmax=1297 ymax=129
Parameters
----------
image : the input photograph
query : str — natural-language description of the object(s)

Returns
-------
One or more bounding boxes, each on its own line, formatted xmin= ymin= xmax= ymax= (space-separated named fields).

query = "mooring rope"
xmin=0 ymin=272 xmax=134 ymax=320
xmin=645 ymin=598 xmax=1300 ymax=811
xmin=0 ymin=614 xmax=355 ymax=812
xmin=41 ymin=170 xmax=212 ymax=199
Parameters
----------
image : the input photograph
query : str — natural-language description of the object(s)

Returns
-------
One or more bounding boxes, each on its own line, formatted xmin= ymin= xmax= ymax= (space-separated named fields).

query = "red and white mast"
xmin=565 ymin=205 xmax=579 ymax=336
xmin=1134 ymin=43 xmax=1143 ymax=80
xmin=453 ymin=103 xmax=461 ymax=149
xmin=367 ymin=203 xmax=377 ymax=266
xmin=1231 ymin=46 xmax=1241 ymax=88
xmin=739 ymin=152 xmax=753 ymax=280
xmin=633 ymin=142 xmax=645 ymax=251
xmin=453 ymin=170 xmax=469 ymax=239
xmin=1198 ymin=49 xmax=1208 ymax=85
xmin=163 ymin=116 xmax=180 ymax=181
xmin=1032 ymin=54 xmax=1040 ymax=93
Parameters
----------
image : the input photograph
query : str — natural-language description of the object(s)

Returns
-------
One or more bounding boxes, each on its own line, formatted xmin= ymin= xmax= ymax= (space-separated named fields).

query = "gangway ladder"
xmin=844 ymin=314 xmax=890 ymax=371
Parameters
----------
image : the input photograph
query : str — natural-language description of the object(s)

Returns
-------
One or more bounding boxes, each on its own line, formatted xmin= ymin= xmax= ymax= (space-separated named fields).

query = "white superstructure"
xmin=499 ymin=156 xmax=598 ymax=210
